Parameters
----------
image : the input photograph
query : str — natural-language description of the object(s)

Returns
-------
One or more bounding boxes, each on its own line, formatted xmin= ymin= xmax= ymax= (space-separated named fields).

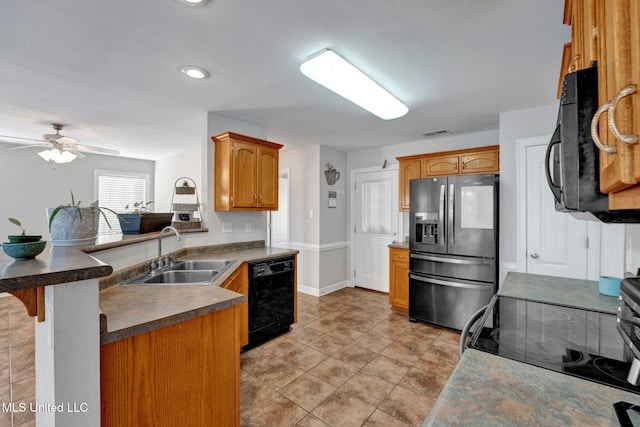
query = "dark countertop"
xmin=0 ymin=241 xmax=112 ymax=292
xmin=388 ymin=242 xmax=410 ymax=250
xmin=423 ymin=349 xmax=638 ymax=427
xmin=99 ymin=246 xmax=298 ymax=344
xmin=500 ymin=271 xmax=619 ymax=314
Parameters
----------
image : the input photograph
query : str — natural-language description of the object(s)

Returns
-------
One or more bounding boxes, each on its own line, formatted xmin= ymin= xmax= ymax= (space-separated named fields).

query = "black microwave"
xmin=545 ymin=65 xmax=640 ymax=223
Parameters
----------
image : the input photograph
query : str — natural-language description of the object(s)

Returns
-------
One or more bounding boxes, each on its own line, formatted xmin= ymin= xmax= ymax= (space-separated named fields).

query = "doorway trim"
xmin=349 ymin=164 xmax=400 ymax=288
xmin=515 ymin=136 xmax=600 ymax=279
xmin=267 ymin=168 xmax=291 ymax=247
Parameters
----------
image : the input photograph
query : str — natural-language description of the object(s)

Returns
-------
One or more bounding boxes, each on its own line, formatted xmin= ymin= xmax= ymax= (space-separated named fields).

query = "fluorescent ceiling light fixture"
xmin=38 ymin=149 xmax=77 ymax=164
xmin=180 ymin=66 xmax=209 ymax=79
xmin=178 ymin=0 xmax=210 ymax=6
xmin=300 ymin=48 xmax=408 ymax=120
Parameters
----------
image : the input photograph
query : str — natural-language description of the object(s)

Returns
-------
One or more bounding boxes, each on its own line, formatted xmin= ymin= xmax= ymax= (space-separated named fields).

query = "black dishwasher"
xmin=248 ymin=256 xmax=295 ymax=346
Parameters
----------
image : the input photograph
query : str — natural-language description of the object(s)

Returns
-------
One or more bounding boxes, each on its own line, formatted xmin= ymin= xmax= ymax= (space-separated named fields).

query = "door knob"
xmin=530 ymin=253 xmax=539 ymax=259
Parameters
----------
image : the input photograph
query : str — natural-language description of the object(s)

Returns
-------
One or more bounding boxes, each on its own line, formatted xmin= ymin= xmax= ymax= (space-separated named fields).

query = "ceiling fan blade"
xmin=0 ymin=134 xmax=45 ymax=143
xmin=72 ymin=143 xmax=120 ymax=155
xmin=4 ymin=142 xmax=50 ymax=150
xmin=43 ymin=134 xmax=79 ymax=144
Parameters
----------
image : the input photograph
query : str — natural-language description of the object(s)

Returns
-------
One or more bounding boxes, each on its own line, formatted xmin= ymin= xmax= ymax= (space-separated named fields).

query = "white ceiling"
xmin=0 ymin=0 xmax=569 ymax=161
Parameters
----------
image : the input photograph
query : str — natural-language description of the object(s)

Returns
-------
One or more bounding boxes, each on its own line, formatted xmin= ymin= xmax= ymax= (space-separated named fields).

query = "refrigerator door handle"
xmin=410 ymin=274 xmax=492 ymax=290
xmin=448 ymin=183 xmax=455 ymax=247
xmin=438 ymin=184 xmax=445 ymax=245
xmin=410 ymin=253 xmax=493 ymax=265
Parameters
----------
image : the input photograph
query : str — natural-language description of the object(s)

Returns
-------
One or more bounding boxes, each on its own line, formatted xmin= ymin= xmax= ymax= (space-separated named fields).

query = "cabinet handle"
xmin=608 ymin=84 xmax=638 ymax=146
xmin=591 ymin=102 xmax=617 ymax=154
xmin=568 ymin=54 xmax=580 ymax=73
xmin=258 ymin=194 xmax=262 ymax=202
xmin=253 ymin=194 xmax=257 ymax=203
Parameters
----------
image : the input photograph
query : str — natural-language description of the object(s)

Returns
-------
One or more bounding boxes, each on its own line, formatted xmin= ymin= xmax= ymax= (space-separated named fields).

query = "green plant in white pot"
xmin=47 ymin=192 xmax=119 ymax=246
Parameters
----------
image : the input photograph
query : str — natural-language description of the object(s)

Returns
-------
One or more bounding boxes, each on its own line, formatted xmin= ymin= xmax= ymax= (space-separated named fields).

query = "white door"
xmin=269 ymin=169 xmax=290 ymax=248
xmin=524 ymin=141 xmax=589 ymax=278
xmin=354 ymin=169 xmax=398 ymax=292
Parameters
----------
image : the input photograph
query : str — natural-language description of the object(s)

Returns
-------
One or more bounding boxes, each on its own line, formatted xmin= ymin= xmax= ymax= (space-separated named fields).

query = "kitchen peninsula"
xmin=1 ymin=235 xmax=298 ymax=427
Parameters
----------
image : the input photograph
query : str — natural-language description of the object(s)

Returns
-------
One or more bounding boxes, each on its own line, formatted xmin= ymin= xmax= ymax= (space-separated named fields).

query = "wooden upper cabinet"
xmin=212 ymin=132 xmax=283 ymax=211
xmin=461 ymin=150 xmax=499 ymax=174
xmin=558 ymin=0 xmax=598 ymax=98
xmin=423 ymin=155 xmax=459 ymax=177
xmin=589 ymin=0 xmax=640 ymax=208
xmin=257 ymin=145 xmax=279 ymax=209
xmin=397 ymin=145 xmax=499 ymax=212
xmin=399 ymin=159 xmax=422 ymax=211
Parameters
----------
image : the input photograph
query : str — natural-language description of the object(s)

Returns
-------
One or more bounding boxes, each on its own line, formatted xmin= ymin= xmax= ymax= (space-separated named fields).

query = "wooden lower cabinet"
xmin=100 ymin=305 xmax=240 ymax=427
xmin=221 ymin=263 xmax=249 ymax=348
xmin=389 ymin=247 xmax=409 ymax=313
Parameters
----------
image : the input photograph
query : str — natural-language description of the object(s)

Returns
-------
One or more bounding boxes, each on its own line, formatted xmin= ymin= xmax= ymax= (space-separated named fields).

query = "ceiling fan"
xmin=0 ymin=123 xmax=120 ymax=164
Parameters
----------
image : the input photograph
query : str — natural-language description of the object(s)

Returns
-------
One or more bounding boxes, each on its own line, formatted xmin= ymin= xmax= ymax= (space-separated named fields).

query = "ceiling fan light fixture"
xmin=300 ymin=48 xmax=409 ymax=120
xmin=38 ymin=148 xmax=77 ymax=164
xmin=180 ymin=66 xmax=209 ymax=79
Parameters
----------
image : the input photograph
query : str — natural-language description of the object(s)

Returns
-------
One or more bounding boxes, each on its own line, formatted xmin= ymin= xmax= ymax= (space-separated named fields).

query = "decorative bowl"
xmin=7 ymin=235 xmax=42 ymax=244
xmin=1 ymin=240 xmax=47 ymax=260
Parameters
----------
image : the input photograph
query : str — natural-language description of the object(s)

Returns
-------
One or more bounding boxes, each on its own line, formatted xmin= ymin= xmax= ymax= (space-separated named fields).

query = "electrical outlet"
xmin=222 ymin=222 xmax=232 ymax=233
xmin=245 ymin=222 xmax=252 ymax=232
xmin=309 ymin=209 xmax=314 ymax=218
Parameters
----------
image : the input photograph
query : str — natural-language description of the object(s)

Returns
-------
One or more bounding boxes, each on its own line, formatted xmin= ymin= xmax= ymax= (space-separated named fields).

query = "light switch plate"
xmin=222 ymin=222 xmax=232 ymax=232
xmin=245 ymin=222 xmax=252 ymax=232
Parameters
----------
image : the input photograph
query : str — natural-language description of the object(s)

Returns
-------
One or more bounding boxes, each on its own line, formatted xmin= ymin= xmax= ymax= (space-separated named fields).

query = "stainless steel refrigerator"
xmin=409 ymin=174 xmax=498 ymax=330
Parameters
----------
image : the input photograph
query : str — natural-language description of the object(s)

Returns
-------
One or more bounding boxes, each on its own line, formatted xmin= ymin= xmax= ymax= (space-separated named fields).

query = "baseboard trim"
xmin=298 ymin=280 xmax=351 ymax=297
xmin=288 ymin=241 xmax=349 ymax=253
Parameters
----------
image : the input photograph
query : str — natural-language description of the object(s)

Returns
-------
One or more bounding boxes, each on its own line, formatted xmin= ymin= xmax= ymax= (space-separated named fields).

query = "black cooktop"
xmin=469 ymin=295 xmax=640 ymax=394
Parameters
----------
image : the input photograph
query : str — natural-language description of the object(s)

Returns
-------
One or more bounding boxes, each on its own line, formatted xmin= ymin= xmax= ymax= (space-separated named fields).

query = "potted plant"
xmin=118 ymin=201 xmax=173 ymax=235
xmin=47 ymin=192 xmax=119 ymax=246
xmin=7 ymin=218 xmax=42 ymax=243
xmin=175 ymin=179 xmax=195 ymax=195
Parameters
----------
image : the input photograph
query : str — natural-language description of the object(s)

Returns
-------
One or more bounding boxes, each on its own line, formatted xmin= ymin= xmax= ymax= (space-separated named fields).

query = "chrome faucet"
xmin=153 ymin=226 xmax=181 ymax=272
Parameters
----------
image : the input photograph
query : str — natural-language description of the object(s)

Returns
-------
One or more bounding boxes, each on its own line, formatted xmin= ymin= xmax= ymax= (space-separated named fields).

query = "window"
xmin=95 ymin=170 xmax=150 ymax=235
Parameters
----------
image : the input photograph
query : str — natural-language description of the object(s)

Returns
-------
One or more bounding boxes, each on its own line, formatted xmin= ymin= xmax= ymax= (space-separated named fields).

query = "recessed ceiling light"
xmin=300 ymin=48 xmax=409 ymax=120
xmin=178 ymin=0 xmax=210 ymax=6
xmin=180 ymin=66 xmax=209 ymax=79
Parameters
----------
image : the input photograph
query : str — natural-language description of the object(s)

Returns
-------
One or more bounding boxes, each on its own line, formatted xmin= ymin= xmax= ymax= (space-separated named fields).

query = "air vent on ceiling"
xmin=422 ymin=129 xmax=451 ymax=137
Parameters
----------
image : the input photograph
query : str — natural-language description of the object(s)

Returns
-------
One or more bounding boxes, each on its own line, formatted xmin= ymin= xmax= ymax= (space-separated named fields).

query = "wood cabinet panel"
xmin=101 ymin=306 xmax=240 ymax=427
xmin=460 ymin=151 xmax=499 ymax=174
xmin=212 ymin=132 xmax=283 ymax=211
xmin=590 ymin=0 xmax=640 ymax=206
xmin=257 ymin=145 xmax=279 ymax=209
xmin=233 ymin=141 xmax=258 ymax=208
xmin=222 ymin=263 xmax=249 ymax=348
xmin=389 ymin=248 xmax=409 ymax=313
xmin=423 ymin=155 xmax=459 ymax=177
xmin=399 ymin=159 xmax=422 ymax=212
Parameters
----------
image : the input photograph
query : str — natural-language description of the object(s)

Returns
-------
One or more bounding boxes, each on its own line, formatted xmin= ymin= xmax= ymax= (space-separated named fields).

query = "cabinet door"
xmin=460 ymin=151 xmax=499 ymax=174
xmin=257 ymin=145 xmax=279 ymax=209
xmin=222 ymin=264 xmax=248 ymax=348
xmin=603 ymin=0 xmax=640 ymax=207
xmin=389 ymin=248 xmax=409 ymax=312
xmin=595 ymin=0 xmax=637 ymax=194
xmin=232 ymin=141 xmax=258 ymax=208
xmin=399 ymin=159 xmax=422 ymax=212
xmin=423 ymin=155 xmax=459 ymax=177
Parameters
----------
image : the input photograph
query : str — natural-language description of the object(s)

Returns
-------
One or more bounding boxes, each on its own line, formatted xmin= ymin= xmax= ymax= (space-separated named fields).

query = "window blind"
xmin=97 ymin=173 xmax=148 ymax=235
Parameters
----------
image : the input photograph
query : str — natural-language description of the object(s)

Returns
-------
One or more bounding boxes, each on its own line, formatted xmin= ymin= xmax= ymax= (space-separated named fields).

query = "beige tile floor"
xmin=0 ymin=286 xmax=460 ymax=427
xmin=0 ymin=295 xmax=36 ymax=427
xmin=240 ymin=287 xmax=460 ymax=426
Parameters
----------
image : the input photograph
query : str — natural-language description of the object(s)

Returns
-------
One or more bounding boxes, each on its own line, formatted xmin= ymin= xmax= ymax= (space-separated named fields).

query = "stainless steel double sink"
xmin=123 ymin=259 xmax=236 ymax=285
